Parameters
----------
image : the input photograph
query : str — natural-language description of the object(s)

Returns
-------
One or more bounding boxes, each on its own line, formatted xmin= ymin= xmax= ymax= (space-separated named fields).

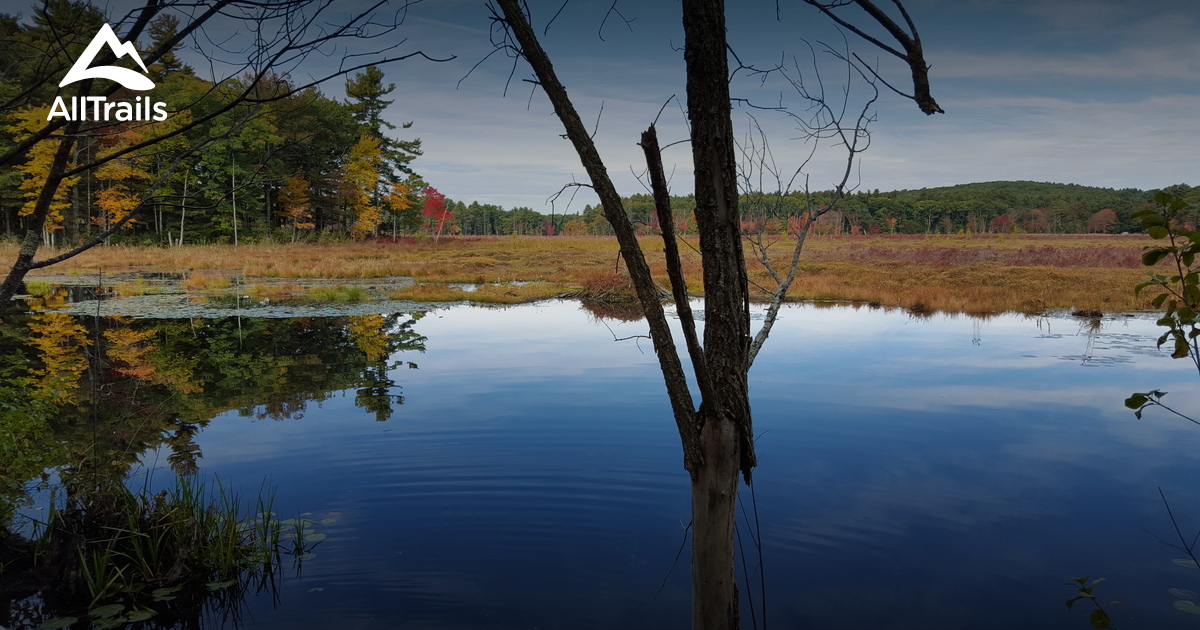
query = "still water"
xmin=7 ymin=299 xmax=1200 ymax=629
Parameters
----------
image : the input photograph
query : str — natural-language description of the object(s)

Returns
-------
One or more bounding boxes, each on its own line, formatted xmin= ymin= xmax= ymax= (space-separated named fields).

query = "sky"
xmin=82 ymin=0 xmax=1200 ymax=213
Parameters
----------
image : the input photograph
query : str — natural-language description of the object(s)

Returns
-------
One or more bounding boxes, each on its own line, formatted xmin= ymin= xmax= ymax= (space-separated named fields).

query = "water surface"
xmin=7 ymin=300 xmax=1200 ymax=629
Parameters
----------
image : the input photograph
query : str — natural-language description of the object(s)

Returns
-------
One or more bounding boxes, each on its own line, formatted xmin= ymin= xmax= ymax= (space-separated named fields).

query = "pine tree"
xmin=145 ymin=14 xmax=191 ymax=80
xmin=344 ymin=65 xmax=421 ymax=177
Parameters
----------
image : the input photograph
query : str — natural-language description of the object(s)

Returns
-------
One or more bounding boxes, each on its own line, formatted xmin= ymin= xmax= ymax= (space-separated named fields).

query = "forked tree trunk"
xmin=681 ymin=0 xmax=755 ymax=627
xmin=495 ymin=1 xmax=752 ymax=628
xmin=496 ymin=1 xmax=938 ymax=627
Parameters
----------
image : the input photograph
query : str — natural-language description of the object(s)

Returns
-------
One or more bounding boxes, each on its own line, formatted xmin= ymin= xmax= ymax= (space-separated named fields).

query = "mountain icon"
xmin=59 ymin=23 xmax=155 ymax=91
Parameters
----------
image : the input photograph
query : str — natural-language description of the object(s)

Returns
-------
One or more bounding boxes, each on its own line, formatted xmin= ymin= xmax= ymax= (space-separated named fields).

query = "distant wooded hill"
xmin=532 ymin=180 xmax=1191 ymax=237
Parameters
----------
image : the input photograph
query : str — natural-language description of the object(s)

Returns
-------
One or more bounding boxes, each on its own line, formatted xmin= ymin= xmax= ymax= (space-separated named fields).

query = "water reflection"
xmin=0 ymin=310 xmax=425 ymax=628
xmin=4 ymin=299 xmax=1200 ymax=629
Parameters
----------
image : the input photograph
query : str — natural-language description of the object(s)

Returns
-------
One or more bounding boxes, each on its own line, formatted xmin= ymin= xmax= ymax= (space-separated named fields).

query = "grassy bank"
xmin=2 ymin=233 xmax=1156 ymax=314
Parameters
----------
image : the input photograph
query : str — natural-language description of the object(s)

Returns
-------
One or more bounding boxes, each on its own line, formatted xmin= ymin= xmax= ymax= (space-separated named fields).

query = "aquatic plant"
xmin=22 ymin=280 xmax=52 ymax=297
xmin=3 ymin=475 xmax=319 ymax=629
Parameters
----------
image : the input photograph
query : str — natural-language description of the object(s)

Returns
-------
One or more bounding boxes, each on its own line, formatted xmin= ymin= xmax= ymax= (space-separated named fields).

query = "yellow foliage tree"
xmin=562 ymin=218 xmax=589 ymax=235
xmin=348 ymin=314 xmax=388 ymax=362
xmin=344 ymin=134 xmax=384 ymax=239
xmin=103 ymin=323 xmax=158 ymax=381
xmin=93 ymin=125 xmax=151 ymax=230
xmin=100 ymin=319 xmax=201 ymax=393
xmin=26 ymin=312 xmax=90 ymax=401
xmin=8 ymin=107 xmax=79 ymax=245
xmin=278 ymin=172 xmax=314 ymax=242
xmin=385 ymin=180 xmax=412 ymax=237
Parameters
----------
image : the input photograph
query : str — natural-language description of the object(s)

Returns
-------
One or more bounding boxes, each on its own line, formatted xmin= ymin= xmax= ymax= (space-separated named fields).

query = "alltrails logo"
xmin=48 ymin=23 xmax=168 ymax=122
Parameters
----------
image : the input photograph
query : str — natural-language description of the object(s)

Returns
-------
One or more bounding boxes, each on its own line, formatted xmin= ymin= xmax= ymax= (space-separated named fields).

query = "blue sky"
xmin=93 ymin=0 xmax=1200 ymax=212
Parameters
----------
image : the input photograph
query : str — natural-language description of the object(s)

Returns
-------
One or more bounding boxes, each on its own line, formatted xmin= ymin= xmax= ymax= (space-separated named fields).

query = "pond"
xmin=4 ymin=296 xmax=1200 ymax=629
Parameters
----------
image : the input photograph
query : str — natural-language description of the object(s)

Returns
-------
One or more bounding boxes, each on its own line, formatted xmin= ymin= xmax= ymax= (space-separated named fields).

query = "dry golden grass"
xmin=2 ymin=233 xmax=1158 ymax=314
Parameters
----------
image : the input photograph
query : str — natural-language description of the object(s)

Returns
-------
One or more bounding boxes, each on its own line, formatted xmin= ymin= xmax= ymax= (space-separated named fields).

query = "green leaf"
xmin=125 ymin=610 xmax=156 ymax=622
xmin=1173 ymin=558 xmax=1200 ymax=569
xmin=1175 ymin=600 xmax=1200 ymax=614
xmin=1125 ymin=394 xmax=1147 ymax=409
xmin=305 ymin=533 xmax=327 ymax=542
xmin=1144 ymin=247 xmax=1171 ymax=264
xmin=1173 ymin=337 xmax=1191 ymax=359
xmin=1149 ymin=226 xmax=1170 ymax=240
xmin=1090 ymin=608 xmax=1111 ymax=629
xmin=1168 ymin=588 xmax=1199 ymax=600
xmin=1154 ymin=191 xmax=1174 ymax=206
xmin=36 ymin=618 xmax=79 ymax=630
xmin=152 ymin=585 xmax=184 ymax=601
xmin=88 ymin=603 xmax=125 ymax=618
xmin=207 ymin=579 xmax=238 ymax=591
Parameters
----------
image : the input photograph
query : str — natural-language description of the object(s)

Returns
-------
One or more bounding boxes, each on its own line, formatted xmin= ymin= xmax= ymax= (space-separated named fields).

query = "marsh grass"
xmin=3 ymin=234 xmax=1157 ymax=314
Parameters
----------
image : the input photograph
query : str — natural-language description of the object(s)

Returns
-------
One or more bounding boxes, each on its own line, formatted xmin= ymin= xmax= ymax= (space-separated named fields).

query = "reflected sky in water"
xmin=151 ymin=301 xmax=1200 ymax=629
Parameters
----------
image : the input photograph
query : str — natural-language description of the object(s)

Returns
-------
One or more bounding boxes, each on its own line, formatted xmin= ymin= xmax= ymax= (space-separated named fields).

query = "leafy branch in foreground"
xmin=1134 ymin=192 xmax=1200 ymax=370
xmin=1127 ymin=192 xmax=1200 ymax=422
xmin=1065 ymin=576 xmax=1120 ymax=630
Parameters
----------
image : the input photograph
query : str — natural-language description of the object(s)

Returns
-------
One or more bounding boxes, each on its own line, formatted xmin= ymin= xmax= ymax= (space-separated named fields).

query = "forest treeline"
xmin=2 ymin=5 xmax=1194 ymax=246
xmin=1 ymin=1 xmax=440 ymax=247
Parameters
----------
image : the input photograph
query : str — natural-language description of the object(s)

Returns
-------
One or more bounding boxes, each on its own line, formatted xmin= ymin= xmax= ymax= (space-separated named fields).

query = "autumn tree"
xmin=344 ymin=134 xmax=385 ymax=239
xmin=421 ymin=185 xmax=452 ymax=243
xmin=490 ymin=1 xmax=939 ymax=628
xmin=385 ymin=180 xmax=415 ymax=238
xmin=6 ymin=106 xmax=78 ymax=246
xmin=278 ymin=172 xmax=314 ymax=242
xmin=93 ymin=125 xmax=151 ymax=232
xmin=1087 ymin=208 xmax=1117 ymax=234
xmin=0 ymin=0 xmax=449 ymax=305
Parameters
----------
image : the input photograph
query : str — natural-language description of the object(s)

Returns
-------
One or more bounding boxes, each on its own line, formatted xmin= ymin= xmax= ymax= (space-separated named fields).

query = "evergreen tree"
xmin=145 ymin=14 xmax=192 ymax=80
xmin=345 ymin=65 xmax=421 ymax=176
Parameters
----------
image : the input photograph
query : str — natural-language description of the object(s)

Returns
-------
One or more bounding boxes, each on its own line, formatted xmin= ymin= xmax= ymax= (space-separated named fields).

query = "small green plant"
xmin=23 ymin=279 xmax=52 ymax=296
xmin=303 ymin=285 xmax=369 ymax=303
xmin=1127 ymin=192 xmax=1200 ymax=419
xmin=1065 ymin=577 xmax=1120 ymax=629
xmin=12 ymin=475 xmax=300 ymax=629
xmin=1133 ymin=193 xmax=1200 ymax=367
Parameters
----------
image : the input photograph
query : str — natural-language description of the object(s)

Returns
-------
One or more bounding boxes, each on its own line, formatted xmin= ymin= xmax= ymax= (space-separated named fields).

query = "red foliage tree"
xmin=991 ymin=213 xmax=1016 ymax=233
xmin=421 ymin=186 xmax=452 ymax=244
xmin=1087 ymin=208 xmax=1118 ymax=233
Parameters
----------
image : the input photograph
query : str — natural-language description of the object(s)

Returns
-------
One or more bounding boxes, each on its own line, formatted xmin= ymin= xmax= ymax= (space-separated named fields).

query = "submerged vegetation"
xmin=0 ymin=312 xmax=426 ymax=627
xmin=3 ymin=233 xmax=1157 ymax=314
xmin=2 ymin=475 xmax=298 ymax=630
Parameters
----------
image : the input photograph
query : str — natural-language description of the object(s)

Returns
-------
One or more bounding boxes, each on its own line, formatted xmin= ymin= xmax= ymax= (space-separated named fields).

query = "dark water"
xmin=7 ymin=300 xmax=1200 ymax=629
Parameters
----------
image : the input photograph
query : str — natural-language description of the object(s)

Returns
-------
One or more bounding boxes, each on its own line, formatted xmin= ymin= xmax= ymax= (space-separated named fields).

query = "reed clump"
xmin=1 ymin=475 xmax=298 ymax=628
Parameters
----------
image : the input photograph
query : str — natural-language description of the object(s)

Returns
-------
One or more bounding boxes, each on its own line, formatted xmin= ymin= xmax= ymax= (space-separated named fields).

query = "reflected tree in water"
xmin=0 ymin=310 xmax=427 ymax=627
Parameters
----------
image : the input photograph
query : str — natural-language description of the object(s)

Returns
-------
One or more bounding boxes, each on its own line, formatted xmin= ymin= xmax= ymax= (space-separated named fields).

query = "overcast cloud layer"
xmin=94 ymin=0 xmax=1200 ymax=212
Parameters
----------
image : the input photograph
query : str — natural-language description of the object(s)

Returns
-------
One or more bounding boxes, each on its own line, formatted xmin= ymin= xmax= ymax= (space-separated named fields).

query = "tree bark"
xmin=0 ymin=121 xmax=80 ymax=305
xmin=495 ymin=1 xmax=937 ymax=627
xmin=681 ymin=2 xmax=755 ymax=627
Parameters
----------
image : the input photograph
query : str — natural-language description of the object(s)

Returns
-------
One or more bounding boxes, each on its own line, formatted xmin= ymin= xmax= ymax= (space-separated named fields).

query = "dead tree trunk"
xmin=492 ymin=1 xmax=938 ymax=627
xmin=680 ymin=1 xmax=755 ymax=626
xmin=495 ymin=1 xmax=752 ymax=627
